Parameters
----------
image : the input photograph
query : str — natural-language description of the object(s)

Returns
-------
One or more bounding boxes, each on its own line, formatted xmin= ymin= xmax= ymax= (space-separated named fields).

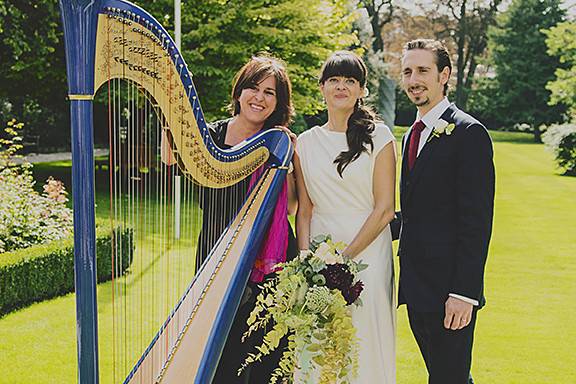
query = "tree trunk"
xmin=454 ymin=0 xmax=467 ymax=108
xmin=533 ymin=126 xmax=542 ymax=143
xmin=371 ymin=13 xmax=384 ymax=52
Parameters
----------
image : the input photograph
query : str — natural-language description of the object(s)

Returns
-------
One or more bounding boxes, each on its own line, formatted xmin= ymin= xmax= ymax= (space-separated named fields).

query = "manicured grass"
xmin=1 ymin=134 xmax=575 ymax=383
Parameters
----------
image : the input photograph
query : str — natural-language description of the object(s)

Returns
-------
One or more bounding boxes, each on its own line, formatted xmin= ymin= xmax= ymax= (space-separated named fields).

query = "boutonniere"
xmin=427 ymin=119 xmax=456 ymax=142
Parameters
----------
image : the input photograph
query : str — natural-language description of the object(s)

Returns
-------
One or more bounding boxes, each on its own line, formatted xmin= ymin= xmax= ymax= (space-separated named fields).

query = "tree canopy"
xmin=489 ymin=0 xmax=567 ymax=139
xmin=544 ymin=21 xmax=576 ymax=118
xmin=0 ymin=1 xmax=67 ymax=147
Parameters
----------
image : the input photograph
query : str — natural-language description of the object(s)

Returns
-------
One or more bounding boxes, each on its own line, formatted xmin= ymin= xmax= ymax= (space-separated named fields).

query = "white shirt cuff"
xmin=449 ymin=293 xmax=479 ymax=306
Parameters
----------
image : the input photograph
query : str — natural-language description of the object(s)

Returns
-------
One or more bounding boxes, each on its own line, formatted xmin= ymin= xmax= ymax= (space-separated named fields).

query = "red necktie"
xmin=408 ymin=120 xmax=426 ymax=171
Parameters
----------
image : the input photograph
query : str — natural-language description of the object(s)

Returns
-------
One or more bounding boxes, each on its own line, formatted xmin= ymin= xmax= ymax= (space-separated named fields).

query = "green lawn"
xmin=1 ymin=135 xmax=575 ymax=383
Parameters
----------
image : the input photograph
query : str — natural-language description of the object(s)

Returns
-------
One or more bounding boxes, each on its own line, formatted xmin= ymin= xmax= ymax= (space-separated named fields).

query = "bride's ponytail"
xmin=334 ymin=99 xmax=375 ymax=177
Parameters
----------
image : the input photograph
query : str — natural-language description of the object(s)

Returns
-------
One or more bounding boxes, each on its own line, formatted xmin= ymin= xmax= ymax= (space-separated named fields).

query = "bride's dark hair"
xmin=319 ymin=51 xmax=375 ymax=177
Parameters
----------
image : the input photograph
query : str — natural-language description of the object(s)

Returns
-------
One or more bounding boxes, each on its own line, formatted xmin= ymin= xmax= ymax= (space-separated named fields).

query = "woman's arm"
xmin=343 ymin=141 xmax=396 ymax=259
xmin=294 ymin=152 xmax=313 ymax=250
xmin=287 ymin=167 xmax=298 ymax=216
xmin=160 ymin=130 xmax=177 ymax=166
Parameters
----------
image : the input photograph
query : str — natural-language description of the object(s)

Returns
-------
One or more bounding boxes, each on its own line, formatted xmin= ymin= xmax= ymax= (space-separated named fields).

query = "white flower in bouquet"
xmin=315 ymin=241 xmax=344 ymax=265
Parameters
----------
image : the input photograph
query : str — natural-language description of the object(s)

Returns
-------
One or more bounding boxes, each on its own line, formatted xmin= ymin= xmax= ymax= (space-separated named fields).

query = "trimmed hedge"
xmin=0 ymin=225 xmax=133 ymax=316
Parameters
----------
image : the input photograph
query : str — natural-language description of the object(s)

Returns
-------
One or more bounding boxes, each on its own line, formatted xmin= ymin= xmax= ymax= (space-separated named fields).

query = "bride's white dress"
xmin=296 ymin=123 xmax=396 ymax=383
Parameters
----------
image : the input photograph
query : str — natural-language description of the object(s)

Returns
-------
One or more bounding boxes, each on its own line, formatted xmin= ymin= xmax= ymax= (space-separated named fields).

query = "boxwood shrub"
xmin=0 ymin=224 xmax=133 ymax=316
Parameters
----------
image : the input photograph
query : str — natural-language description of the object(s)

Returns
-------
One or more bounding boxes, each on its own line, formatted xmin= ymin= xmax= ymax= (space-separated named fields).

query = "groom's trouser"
xmin=407 ymin=307 xmax=477 ymax=384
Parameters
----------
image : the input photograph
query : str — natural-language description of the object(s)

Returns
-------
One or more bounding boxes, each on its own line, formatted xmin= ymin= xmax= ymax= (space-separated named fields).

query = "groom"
xmin=397 ymin=39 xmax=495 ymax=384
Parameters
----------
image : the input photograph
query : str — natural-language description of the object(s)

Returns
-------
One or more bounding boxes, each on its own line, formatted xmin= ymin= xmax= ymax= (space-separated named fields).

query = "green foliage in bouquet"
xmin=0 ymin=119 xmax=72 ymax=252
xmin=241 ymin=235 xmax=367 ymax=384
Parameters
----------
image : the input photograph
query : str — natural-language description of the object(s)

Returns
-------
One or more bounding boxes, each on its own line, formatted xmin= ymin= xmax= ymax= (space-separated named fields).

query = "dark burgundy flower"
xmin=342 ymin=281 xmax=364 ymax=305
xmin=320 ymin=263 xmax=353 ymax=291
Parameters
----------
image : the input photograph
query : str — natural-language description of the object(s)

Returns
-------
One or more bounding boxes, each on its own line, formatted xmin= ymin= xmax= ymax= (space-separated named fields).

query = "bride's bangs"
xmin=319 ymin=51 xmax=366 ymax=86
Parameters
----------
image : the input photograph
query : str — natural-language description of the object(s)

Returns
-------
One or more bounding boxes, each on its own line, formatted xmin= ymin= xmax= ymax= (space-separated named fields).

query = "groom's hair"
xmin=403 ymin=39 xmax=452 ymax=96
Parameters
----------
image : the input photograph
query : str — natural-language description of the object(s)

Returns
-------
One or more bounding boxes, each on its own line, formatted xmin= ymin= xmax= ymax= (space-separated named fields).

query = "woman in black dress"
xmin=196 ymin=55 xmax=297 ymax=383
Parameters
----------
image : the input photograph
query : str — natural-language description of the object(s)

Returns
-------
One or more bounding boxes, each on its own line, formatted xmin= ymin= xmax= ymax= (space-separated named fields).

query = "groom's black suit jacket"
xmin=398 ymin=104 xmax=495 ymax=312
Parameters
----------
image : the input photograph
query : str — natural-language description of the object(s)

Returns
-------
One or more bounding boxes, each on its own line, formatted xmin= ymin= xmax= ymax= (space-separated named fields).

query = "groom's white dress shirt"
xmin=404 ymin=97 xmax=479 ymax=307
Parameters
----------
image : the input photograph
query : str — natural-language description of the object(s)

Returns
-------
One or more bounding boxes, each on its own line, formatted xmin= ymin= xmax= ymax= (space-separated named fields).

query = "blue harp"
xmin=58 ymin=0 xmax=292 ymax=383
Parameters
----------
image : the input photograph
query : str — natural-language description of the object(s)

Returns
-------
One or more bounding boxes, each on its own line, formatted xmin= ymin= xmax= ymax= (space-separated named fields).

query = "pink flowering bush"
xmin=0 ymin=120 xmax=72 ymax=253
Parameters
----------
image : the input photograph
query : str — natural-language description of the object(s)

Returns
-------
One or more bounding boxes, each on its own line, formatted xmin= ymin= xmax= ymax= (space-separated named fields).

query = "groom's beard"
xmin=413 ymin=97 xmax=430 ymax=107
xmin=406 ymin=85 xmax=431 ymax=107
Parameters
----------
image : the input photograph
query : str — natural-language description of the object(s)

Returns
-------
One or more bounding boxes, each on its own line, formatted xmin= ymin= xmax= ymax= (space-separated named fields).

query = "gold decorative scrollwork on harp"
xmin=94 ymin=14 xmax=268 ymax=187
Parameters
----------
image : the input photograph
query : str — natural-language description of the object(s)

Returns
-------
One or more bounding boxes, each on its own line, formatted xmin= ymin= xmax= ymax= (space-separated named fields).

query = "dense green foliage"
xmin=486 ymin=0 xmax=566 ymax=139
xmin=544 ymin=21 xmax=576 ymax=118
xmin=0 ymin=1 xmax=68 ymax=149
xmin=0 ymin=224 xmax=133 ymax=316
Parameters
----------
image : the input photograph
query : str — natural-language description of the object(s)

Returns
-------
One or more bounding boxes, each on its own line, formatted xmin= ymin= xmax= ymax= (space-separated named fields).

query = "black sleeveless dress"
xmin=196 ymin=119 xmax=296 ymax=384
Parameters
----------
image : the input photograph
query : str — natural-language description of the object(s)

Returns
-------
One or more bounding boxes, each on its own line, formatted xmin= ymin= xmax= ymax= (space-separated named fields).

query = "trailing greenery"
xmin=1 ymin=142 xmax=575 ymax=382
xmin=542 ymin=123 xmax=576 ymax=175
xmin=0 ymin=223 xmax=133 ymax=316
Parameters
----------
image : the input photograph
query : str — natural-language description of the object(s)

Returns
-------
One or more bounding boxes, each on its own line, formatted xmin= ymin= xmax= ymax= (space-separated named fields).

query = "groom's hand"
xmin=444 ymin=297 xmax=473 ymax=330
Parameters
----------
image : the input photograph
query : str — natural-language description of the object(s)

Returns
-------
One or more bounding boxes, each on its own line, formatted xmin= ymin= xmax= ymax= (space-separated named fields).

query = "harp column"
xmin=59 ymin=1 xmax=102 ymax=383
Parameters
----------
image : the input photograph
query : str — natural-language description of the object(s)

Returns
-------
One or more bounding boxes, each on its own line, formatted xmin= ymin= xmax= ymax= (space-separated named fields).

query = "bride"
xmin=293 ymin=51 xmax=397 ymax=383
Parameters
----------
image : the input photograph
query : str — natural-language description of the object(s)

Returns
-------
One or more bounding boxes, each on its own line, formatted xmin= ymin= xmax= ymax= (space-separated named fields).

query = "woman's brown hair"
xmin=229 ymin=54 xmax=294 ymax=128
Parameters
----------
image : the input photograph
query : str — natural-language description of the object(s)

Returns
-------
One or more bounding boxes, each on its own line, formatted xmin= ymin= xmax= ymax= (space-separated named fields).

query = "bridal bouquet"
xmin=241 ymin=234 xmax=367 ymax=384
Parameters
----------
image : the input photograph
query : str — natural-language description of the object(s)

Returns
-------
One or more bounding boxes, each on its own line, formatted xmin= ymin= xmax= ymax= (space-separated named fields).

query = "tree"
xmin=0 ymin=0 xmax=356 ymax=146
xmin=490 ymin=0 xmax=566 ymax=141
xmin=0 ymin=0 xmax=68 ymax=149
xmin=417 ymin=0 xmax=503 ymax=109
xmin=358 ymin=0 xmax=393 ymax=53
xmin=371 ymin=1 xmax=502 ymax=121
xmin=354 ymin=1 xmax=397 ymax=128
xmin=447 ymin=0 xmax=502 ymax=108
xmin=544 ymin=21 xmax=576 ymax=118
xmin=141 ymin=0 xmax=357 ymax=128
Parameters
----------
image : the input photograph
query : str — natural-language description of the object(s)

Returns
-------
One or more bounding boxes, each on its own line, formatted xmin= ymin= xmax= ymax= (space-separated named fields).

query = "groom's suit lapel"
xmin=403 ymin=104 xmax=458 ymax=204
